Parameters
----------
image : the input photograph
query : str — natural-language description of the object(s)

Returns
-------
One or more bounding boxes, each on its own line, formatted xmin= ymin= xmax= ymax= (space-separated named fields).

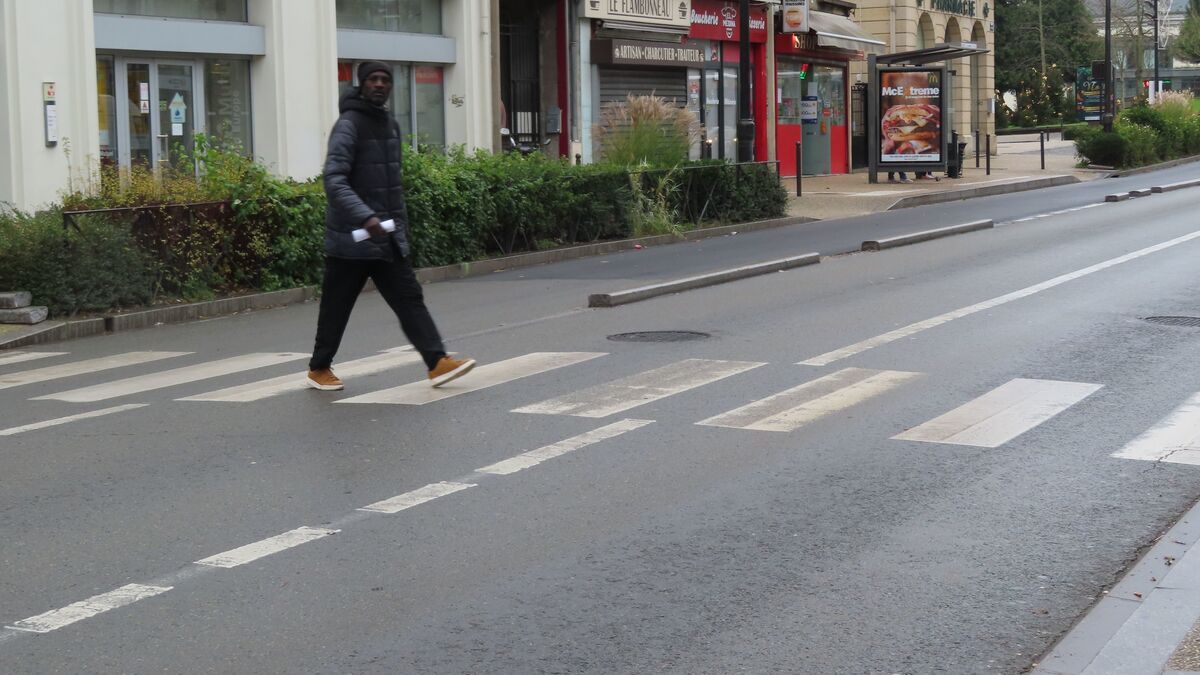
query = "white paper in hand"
xmin=351 ymin=220 xmax=396 ymax=243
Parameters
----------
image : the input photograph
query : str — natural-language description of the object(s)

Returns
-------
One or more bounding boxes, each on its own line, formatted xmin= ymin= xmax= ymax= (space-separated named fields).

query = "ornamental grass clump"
xmin=594 ymin=94 xmax=700 ymax=168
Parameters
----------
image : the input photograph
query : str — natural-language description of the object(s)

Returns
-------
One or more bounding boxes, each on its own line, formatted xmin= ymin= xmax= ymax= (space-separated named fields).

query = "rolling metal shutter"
xmin=598 ymin=67 xmax=687 ymax=106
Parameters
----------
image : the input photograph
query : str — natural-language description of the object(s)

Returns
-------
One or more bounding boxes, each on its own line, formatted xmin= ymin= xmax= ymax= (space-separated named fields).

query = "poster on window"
xmin=878 ymin=69 xmax=943 ymax=163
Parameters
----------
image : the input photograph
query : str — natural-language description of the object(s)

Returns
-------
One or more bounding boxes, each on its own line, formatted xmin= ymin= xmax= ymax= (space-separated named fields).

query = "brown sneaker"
xmin=307 ymin=368 xmax=344 ymax=391
xmin=428 ymin=356 xmax=476 ymax=388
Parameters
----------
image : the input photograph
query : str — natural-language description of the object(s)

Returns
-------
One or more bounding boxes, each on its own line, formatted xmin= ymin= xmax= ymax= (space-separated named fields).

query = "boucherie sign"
xmin=585 ymin=0 xmax=692 ymax=28
xmin=689 ymin=0 xmax=767 ymax=42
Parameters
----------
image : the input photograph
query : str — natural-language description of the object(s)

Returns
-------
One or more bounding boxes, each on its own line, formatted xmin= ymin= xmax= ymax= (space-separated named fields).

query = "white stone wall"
xmin=442 ymin=0 xmax=498 ymax=153
xmin=248 ymin=0 xmax=340 ymax=182
xmin=0 ymin=0 xmax=100 ymax=210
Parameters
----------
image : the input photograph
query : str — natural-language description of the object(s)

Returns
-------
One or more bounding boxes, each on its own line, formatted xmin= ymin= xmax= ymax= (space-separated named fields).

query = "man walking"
xmin=307 ymin=61 xmax=475 ymax=391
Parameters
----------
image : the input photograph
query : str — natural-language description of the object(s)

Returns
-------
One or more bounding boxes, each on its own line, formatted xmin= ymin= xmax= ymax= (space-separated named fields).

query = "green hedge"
xmin=1073 ymin=101 xmax=1200 ymax=168
xmin=0 ymin=145 xmax=786 ymax=316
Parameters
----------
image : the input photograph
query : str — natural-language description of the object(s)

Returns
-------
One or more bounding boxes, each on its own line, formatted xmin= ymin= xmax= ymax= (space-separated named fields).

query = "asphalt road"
xmin=3 ymin=165 xmax=1200 ymax=673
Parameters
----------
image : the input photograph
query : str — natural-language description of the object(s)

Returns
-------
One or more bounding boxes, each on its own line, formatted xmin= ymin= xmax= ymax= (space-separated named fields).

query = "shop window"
xmin=414 ymin=66 xmax=445 ymax=148
xmin=97 ymin=56 xmax=118 ymax=167
xmin=205 ymin=59 xmax=252 ymax=155
xmin=338 ymin=60 xmax=445 ymax=149
xmin=94 ymin=0 xmax=247 ymax=22
xmin=336 ymin=0 xmax=441 ymax=35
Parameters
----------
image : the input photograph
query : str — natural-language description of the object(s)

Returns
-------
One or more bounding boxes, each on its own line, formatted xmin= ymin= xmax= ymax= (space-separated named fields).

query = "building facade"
xmin=853 ymin=0 xmax=995 ymax=153
xmin=0 ymin=0 xmax=497 ymax=210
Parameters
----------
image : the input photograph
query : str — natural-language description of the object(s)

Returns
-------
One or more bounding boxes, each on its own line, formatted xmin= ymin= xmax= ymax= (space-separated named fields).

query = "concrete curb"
xmin=1152 ymin=178 xmax=1200 ymax=194
xmin=588 ymin=253 xmax=820 ymax=308
xmin=414 ymin=215 xmax=820 ymax=283
xmin=861 ymin=220 xmax=994 ymax=251
xmin=1104 ymin=153 xmax=1200 ymax=178
xmin=1105 ymin=192 xmax=1131 ymax=202
xmin=886 ymin=175 xmax=1080 ymax=210
xmin=0 ymin=216 xmax=820 ymax=350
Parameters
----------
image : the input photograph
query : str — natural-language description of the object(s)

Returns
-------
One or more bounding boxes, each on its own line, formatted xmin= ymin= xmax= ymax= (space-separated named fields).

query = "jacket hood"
xmin=339 ymin=89 xmax=389 ymax=119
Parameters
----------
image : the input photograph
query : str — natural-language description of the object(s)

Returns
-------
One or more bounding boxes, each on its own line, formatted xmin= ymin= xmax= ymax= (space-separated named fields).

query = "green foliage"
xmin=1177 ymin=10 xmax=1200 ymax=64
xmin=0 ymin=209 xmax=154 ymax=316
xmin=2 ymin=139 xmax=785 ymax=317
xmin=594 ymin=94 xmax=701 ymax=167
xmin=1073 ymin=126 xmax=1129 ymax=166
xmin=995 ymin=0 xmax=1102 ymax=100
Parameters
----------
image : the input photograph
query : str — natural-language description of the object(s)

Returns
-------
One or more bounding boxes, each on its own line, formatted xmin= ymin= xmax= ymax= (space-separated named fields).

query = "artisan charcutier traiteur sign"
xmin=591 ymin=38 xmax=706 ymax=66
xmin=585 ymin=0 xmax=692 ymax=28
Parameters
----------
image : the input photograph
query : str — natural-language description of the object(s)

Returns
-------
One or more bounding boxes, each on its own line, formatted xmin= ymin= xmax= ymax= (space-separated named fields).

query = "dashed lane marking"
xmin=0 ymin=351 xmax=67 ymax=368
xmin=195 ymin=527 xmax=340 ymax=568
xmin=358 ymin=481 xmax=477 ymax=514
xmin=6 ymin=584 xmax=172 ymax=634
xmin=1112 ymin=391 xmax=1200 ymax=464
xmin=478 ymin=418 xmax=655 ymax=475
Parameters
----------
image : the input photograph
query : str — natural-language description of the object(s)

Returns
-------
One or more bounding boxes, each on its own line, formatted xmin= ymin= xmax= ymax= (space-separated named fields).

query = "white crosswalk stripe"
xmin=178 ymin=350 xmax=424 ymax=402
xmin=34 ymin=353 xmax=306 ymax=403
xmin=1112 ymin=392 xmax=1200 ymax=465
xmin=337 ymin=352 xmax=605 ymax=405
xmin=514 ymin=358 xmax=764 ymax=418
xmin=894 ymin=378 xmax=1102 ymax=448
xmin=0 ymin=351 xmax=190 ymax=391
xmin=0 ymin=351 xmax=67 ymax=368
xmin=477 ymin=419 xmax=655 ymax=475
xmin=698 ymin=367 xmax=923 ymax=432
xmin=194 ymin=527 xmax=339 ymax=568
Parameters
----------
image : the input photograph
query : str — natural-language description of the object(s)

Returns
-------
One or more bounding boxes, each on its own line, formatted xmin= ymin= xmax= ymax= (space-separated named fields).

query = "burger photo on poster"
xmin=879 ymin=70 xmax=942 ymax=161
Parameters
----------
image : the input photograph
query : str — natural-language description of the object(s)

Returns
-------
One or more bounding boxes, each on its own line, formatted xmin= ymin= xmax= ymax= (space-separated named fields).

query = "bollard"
xmin=975 ymin=129 xmax=980 ymax=168
xmin=986 ymin=134 xmax=991 ymax=175
xmin=1040 ymin=132 xmax=1045 ymax=170
xmin=795 ymin=141 xmax=803 ymax=197
xmin=575 ymin=153 xmax=582 ymax=166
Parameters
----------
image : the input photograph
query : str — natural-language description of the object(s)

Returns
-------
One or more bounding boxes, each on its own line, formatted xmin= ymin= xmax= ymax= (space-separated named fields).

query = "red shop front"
xmin=775 ymin=29 xmax=854 ymax=176
xmin=687 ymin=0 xmax=770 ymax=162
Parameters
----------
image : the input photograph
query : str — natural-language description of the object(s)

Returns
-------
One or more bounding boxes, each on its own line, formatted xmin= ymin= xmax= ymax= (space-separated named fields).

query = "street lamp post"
xmin=1151 ymin=0 xmax=1159 ymax=101
xmin=737 ymin=0 xmax=754 ymax=162
xmin=1104 ymin=0 xmax=1113 ymax=131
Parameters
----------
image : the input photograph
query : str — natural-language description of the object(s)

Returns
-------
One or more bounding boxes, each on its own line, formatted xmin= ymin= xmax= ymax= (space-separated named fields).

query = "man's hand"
xmin=363 ymin=216 xmax=387 ymax=238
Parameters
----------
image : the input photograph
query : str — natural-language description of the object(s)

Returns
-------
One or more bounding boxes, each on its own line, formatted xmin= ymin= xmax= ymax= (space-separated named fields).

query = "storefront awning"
xmin=807 ymin=12 xmax=887 ymax=56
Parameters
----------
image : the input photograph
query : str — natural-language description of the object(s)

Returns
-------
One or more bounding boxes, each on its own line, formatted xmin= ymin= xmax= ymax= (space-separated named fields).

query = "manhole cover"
xmin=1144 ymin=316 xmax=1200 ymax=327
xmin=607 ymin=331 xmax=711 ymax=342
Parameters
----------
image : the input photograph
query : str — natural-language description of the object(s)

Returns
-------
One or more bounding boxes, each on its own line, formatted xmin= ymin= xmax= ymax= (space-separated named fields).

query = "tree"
xmin=996 ymin=0 xmax=1103 ymax=122
xmin=1178 ymin=0 xmax=1200 ymax=62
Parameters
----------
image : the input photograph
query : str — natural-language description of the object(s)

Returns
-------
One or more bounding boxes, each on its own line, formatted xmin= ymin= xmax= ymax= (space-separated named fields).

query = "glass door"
xmin=113 ymin=57 xmax=203 ymax=172
xmin=157 ymin=63 xmax=196 ymax=170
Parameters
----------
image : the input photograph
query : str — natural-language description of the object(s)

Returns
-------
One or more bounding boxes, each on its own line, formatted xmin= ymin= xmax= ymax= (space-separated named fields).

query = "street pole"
xmin=1153 ymin=0 xmax=1160 ymax=102
xmin=1104 ymin=0 xmax=1113 ymax=131
xmin=737 ymin=0 xmax=754 ymax=162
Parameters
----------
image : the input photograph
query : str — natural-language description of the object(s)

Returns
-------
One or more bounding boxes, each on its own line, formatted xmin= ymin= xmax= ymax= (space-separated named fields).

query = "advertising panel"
xmin=1075 ymin=65 xmax=1103 ymax=122
xmin=878 ymin=69 xmax=943 ymax=164
xmin=781 ymin=0 xmax=809 ymax=33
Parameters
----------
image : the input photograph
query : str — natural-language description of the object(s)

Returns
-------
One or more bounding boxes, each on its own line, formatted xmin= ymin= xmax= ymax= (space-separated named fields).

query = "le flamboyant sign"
xmin=585 ymin=0 xmax=692 ymax=28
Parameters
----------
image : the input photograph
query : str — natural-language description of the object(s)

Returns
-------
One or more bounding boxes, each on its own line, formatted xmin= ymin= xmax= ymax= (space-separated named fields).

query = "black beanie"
xmin=357 ymin=61 xmax=392 ymax=87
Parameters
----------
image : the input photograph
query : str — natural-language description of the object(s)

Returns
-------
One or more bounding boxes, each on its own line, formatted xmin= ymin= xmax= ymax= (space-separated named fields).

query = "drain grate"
xmin=607 ymin=331 xmax=711 ymax=342
xmin=1144 ymin=316 xmax=1200 ymax=327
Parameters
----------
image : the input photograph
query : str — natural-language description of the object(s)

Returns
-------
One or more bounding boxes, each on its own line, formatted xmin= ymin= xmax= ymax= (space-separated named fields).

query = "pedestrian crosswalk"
xmin=5 ymin=346 xmax=1200 ymax=466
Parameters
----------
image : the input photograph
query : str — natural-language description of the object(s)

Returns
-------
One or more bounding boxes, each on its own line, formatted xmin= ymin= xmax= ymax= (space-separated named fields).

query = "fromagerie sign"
xmin=585 ymin=0 xmax=692 ymax=28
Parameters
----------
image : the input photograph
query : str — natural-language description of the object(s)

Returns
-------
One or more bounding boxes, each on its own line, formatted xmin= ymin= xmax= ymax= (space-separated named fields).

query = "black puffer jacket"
xmin=322 ymin=89 xmax=410 ymax=260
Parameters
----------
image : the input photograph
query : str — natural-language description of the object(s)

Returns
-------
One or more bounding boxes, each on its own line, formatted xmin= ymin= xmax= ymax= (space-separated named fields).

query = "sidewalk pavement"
xmin=785 ymin=132 xmax=1103 ymax=220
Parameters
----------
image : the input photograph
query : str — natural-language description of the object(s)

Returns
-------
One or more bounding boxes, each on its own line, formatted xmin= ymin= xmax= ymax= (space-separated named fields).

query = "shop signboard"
xmin=689 ymin=0 xmax=767 ymax=42
xmin=591 ymin=38 xmax=707 ymax=67
xmin=781 ymin=0 xmax=809 ymax=33
xmin=877 ymin=68 xmax=944 ymax=164
xmin=585 ymin=0 xmax=692 ymax=29
xmin=1076 ymin=65 xmax=1103 ymax=122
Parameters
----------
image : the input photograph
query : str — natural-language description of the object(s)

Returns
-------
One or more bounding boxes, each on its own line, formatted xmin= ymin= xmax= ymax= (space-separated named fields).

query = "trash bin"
xmin=946 ymin=132 xmax=967 ymax=179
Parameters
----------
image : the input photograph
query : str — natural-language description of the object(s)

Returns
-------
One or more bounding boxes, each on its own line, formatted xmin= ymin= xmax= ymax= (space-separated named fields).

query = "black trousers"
xmin=310 ymin=250 xmax=446 ymax=371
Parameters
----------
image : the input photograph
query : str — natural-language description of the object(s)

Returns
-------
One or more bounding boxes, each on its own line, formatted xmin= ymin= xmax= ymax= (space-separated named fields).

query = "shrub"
xmin=0 ymin=208 xmax=154 ymax=316
xmin=1075 ymin=127 xmax=1128 ymax=166
xmin=594 ymin=94 xmax=700 ymax=167
xmin=1118 ymin=122 xmax=1161 ymax=166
